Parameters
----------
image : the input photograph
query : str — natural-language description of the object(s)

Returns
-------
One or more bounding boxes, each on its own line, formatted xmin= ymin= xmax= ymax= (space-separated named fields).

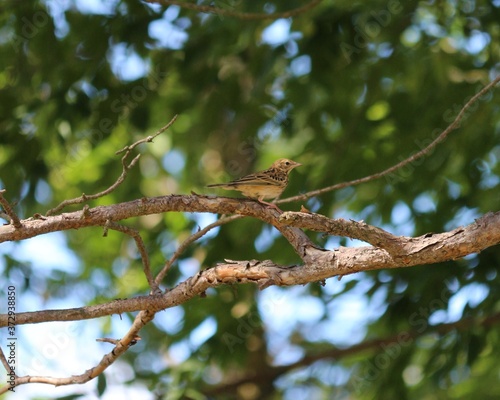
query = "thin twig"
xmin=279 ymin=75 xmax=500 ymax=204
xmin=0 ymin=189 xmax=22 ymax=228
xmin=45 ymin=154 xmax=140 ymax=216
xmin=104 ymin=220 xmax=158 ymax=293
xmin=115 ymin=115 xmax=178 ymax=155
xmin=0 ymin=347 xmax=15 ymax=377
xmin=46 ymin=116 xmax=178 ymax=216
xmin=145 ymin=0 xmax=322 ymax=20
xmin=155 ymin=214 xmax=243 ymax=285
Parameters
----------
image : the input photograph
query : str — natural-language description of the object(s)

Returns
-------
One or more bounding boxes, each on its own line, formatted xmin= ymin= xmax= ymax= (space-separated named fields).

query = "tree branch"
xmin=282 ymin=209 xmax=495 ymax=263
xmin=1 ymin=205 xmax=498 ymax=391
xmin=45 ymin=116 xmax=178 ymax=216
xmin=3 ymin=209 xmax=500 ymax=328
xmin=279 ymin=74 xmax=500 ymax=204
xmin=104 ymin=220 xmax=158 ymax=293
xmin=155 ymin=214 xmax=244 ymax=285
xmin=145 ymin=0 xmax=322 ymax=20
xmin=0 ymin=347 xmax=15 ymax=379
xmin=0 ymin=310 xmax=155 ymax=394
xmin=202 ymin=311 xmax=500 ymax=396
xmin=280 ymin=211 xmax=404 ymax=255
xmin=0 ymin=260 xmax=292 ymax=327
xmin=1 ymin=194 xmax=316 ymax=260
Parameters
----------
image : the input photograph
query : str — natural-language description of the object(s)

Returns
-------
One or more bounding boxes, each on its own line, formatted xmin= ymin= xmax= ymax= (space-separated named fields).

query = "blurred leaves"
xmin=1 ymin=0 xmax=500 ymax=398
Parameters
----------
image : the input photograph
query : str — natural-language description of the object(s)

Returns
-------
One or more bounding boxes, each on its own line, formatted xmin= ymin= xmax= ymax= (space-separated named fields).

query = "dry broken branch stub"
xmin=0 ymin=189 xmax=22 ymax=228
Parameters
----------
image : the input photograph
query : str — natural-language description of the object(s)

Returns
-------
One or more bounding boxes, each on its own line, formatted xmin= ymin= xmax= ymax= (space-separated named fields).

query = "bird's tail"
xmin=207 ymin=183 xmax=229 ymax=188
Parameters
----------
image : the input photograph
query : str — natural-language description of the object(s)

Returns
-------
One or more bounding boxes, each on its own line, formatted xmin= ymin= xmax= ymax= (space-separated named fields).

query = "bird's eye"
xmin=285 ymin=161 xmax=290 ymax=165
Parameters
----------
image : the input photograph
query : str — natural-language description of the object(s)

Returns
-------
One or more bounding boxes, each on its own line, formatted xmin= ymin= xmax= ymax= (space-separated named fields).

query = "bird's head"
xmin=272 ymin=158 xmax=302 ymax=173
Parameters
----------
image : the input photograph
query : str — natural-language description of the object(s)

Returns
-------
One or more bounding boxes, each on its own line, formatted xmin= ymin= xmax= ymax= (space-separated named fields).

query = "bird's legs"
xmin=257 ymin=196 xmax=283 ymax=213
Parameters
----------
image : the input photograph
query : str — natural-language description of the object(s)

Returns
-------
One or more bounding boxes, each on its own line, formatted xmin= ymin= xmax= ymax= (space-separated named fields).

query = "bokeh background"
xmin=1 ymin=0 xmax=500 ymax=399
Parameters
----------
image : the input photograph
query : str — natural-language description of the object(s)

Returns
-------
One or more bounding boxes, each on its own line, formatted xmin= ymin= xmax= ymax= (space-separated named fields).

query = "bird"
xmin=207 ymin=158 xmax=301 ymax=211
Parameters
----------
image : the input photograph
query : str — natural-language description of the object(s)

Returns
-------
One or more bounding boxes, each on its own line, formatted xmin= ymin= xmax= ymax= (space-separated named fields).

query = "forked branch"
xmin=3 ymin=211 xmax=500 ymax=329
xmin=0 ymin=189 xmax=22 ymax=228
xmin=155 ymin=214 xmax=244 ymax=285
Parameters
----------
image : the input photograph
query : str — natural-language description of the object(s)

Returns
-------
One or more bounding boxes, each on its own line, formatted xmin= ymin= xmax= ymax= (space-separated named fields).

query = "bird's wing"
xmin=228 ymin=171 xmax=279 ymax=186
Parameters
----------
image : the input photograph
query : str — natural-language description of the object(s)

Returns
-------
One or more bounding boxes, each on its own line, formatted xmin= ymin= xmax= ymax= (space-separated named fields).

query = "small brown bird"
xmin=207 ymin=158 xmax=301 ymax=211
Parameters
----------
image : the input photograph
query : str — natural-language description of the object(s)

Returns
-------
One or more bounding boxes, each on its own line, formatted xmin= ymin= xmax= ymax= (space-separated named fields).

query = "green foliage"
xmin=1 ymin=0 xmax=500 ymax=399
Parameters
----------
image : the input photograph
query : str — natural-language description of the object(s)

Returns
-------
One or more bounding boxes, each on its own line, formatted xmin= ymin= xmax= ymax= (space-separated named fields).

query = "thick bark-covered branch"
xmin=279 ymin=212 xmax=404 ymax=254
xmin=3 ymin=205 xmax=500 ymax=328
xmin=280 ymin=211 xmax=500 ymax=266
xmin=0 ymin=194 xmax=316 ymax=260
xmin=2 ymin=200 xmax=500 ymax=393
xmin=1 ymin=199 xmax=500 ymax=328
xmin=0 ymin=260 xmax=292 ymax=327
